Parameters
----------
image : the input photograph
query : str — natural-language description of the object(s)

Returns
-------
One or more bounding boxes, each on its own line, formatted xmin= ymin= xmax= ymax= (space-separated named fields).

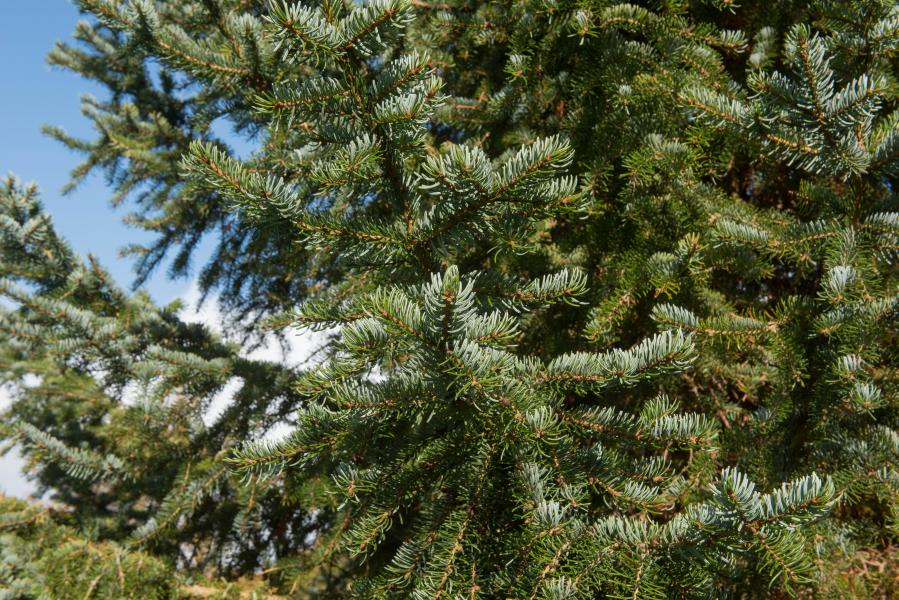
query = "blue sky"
xmin=0 ymin=2 xmax=221 ymax=496
xmin=1 ymin=2 xmax=205 ymax=304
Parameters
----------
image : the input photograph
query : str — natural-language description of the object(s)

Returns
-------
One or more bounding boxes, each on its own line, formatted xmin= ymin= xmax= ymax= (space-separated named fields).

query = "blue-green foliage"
xmin=0 ymin=0 xmax=896 ymax=597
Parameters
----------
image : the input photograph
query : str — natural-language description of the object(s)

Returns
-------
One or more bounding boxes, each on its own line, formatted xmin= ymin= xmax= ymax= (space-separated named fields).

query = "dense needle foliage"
xmin=1 ymin=0 xmax=896 ymax=597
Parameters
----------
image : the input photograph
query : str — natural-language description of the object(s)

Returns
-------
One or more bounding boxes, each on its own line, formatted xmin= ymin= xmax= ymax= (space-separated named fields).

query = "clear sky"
xmin=0 ymin=2 xmax=213 ymax=496
xmin=0 ymin=1 xmax=202 ymax=304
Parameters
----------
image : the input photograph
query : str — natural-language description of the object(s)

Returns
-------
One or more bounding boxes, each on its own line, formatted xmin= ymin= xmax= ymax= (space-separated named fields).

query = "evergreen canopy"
xmin=1 ymin=0 xmax=896 ymax=598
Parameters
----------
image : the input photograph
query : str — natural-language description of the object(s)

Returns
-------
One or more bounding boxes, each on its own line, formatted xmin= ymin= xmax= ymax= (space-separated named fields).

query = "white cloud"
xmin=178 ymin=281 xmax=333 ymax=435
xmin=202 ymin=376 xmax=243 ymax=427
xmin=178 ymin=282 xmax=332 ymax=367
xmin=0 ymin=384 xmax=35 ymax=498
xmin=0 ymin=446 xmax=33 ymax=498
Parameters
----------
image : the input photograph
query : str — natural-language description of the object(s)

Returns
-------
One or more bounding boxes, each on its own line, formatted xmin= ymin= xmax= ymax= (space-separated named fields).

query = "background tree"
xmin=1 ymin=0 xmax=896 ymax=597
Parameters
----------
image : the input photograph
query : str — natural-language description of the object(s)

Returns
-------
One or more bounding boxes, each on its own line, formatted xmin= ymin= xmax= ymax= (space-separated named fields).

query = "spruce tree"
xmin=1 ymin=0 xmax=896 ymax=597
